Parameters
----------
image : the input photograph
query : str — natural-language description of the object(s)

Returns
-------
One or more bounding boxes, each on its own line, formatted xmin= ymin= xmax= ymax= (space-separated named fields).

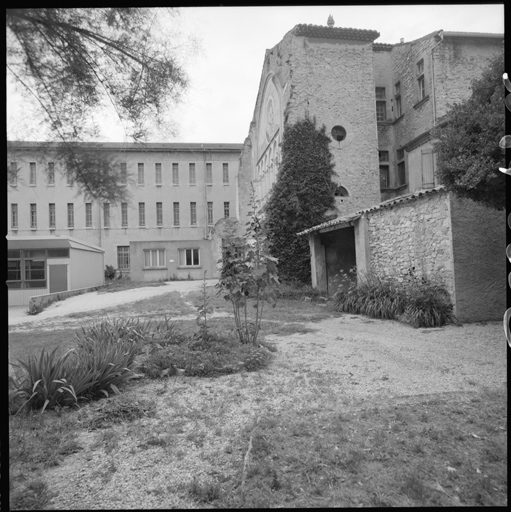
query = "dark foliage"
xmin=264 ymin=116 xmax=337 ymax=283
xmin=432 ymin=51 xmax=505 ymax=210
xmin=7 ymin=8 xmax=192 ymax=202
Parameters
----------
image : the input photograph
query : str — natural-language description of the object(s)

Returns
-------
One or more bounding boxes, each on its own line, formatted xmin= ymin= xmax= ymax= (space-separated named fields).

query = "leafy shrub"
xmin=218 ymin=187 xmax=279 ymax=345
xmin=105 ymin=265 xmax=117 ymax=280
xmin=141 ymin=332 xmax=274 ymax=378
xmin=10 ymin=319 xmax=145 ymax=413
xmin=9 ymin=347 xmax=80 ymax=413
xmin=333 ymin=271 xmax=456 ymax=328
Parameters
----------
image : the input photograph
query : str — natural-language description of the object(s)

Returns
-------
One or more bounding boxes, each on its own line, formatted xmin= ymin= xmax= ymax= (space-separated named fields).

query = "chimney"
xmin=400 ymin=38 xmax=404 ymax=43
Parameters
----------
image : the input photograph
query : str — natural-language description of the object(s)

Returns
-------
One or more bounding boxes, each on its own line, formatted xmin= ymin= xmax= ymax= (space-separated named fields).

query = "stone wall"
xmin=449 ymin=194 xmax=505 ymax=322
xmin=366 ymin=189 xmax=455 ymax=299
xmin=286 ymin=34 xmax=381 ymax=216
xmin=433 ymin=35 xmax=503 ymax=120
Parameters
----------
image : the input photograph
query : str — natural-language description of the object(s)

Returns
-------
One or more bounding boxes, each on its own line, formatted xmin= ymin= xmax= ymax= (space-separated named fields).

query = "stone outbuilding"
xmin=298 ymin=187 xmax=505 ymax=323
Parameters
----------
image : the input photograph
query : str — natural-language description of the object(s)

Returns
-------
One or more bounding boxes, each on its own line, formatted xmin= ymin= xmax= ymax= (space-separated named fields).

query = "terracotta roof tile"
xmin=293 ymin=24 xmax=380 ymax=42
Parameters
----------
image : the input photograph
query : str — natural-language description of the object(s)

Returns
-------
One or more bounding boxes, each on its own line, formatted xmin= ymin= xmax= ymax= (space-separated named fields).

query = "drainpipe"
xmin=203 ymin=149 xmax=208 ymax=240
xmin=430 ymin=30 xmax=444 ymax=126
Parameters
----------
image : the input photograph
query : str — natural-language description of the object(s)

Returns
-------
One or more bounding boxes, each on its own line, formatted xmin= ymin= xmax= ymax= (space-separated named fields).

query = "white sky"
xmin=6 ymin=4 xmax=505 ymax=144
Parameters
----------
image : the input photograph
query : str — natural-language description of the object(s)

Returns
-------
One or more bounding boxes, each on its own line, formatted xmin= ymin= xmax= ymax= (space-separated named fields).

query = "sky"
xmin=6 ymin=4 xmax=505 ymax=144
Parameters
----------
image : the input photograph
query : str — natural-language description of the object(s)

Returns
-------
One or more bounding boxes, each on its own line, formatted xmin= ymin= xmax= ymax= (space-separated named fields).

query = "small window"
xmin=380 ymin=166 xmax=390 ymax=189
xmin=331 ymin=125 xmax=347 ymax=142
xmin=179 ymin=248 xmax=200 ymax=267
xmin=189 ymin=163 xmax=196 ymax=185
xmin=121 ymin=202 xmax=128 ymax=227
xmin=155 ymin=163 xmax=162 ymax=185
xmin=334 ymin=185 xmax=349 ymax=197
xmin=224 ymin=201 xmax=230 ymax=218
xmin=138 ymin=163 xmax=144 ymax=185
xmin=48 ymin=248 xmax=69 ymax=258
xmin=190 ymin=202 xmax=197 ymax=226
xmin=139 ymin=202 xmax=145 ymax=227
xmin=67 ymin=168 xmax=73 ymax=186
xmin=379 ymin=151 xmax=390 ymax=190
xmin=156 ymin=202 xmax=163 ymax=227
xmin=67 ymin=203 xmax=74 ymax=228
xmin=417 ymin=60 xmax=425 ymax=101
xmin=144 ymin=249 xmax=165 ymax=268
xmin=394 ymin=82 xmax=402 ymax=118
xmin=222 ymin=163 xmax=229 ymax=184
xmin=25 ymin=259 xmax=45 ymax=281
xmin=29 ymin=163 xmax=36 ymax=185
xmin=172 ymin=163 xmax=179 ymax=185
xmin=49 ymin=203 xmax=56 ymax=229
xmin=47 ymin=162 xmax=55 ymax=185
xmin=117 ymin=246 xmax=130 ymax=270
xmin=9 ymin=162 xmax=18 ymax=186
xmin=103 ymin=203 xmax=110 ymax=228
xmin=8 ymin=259 xmax=22 ymax=282
xmin=206 ymin=163 xmax=213 ymax=184
xmin=375 ymin=87 xmax=386 ymax=99
xmin=207 ymin=202 xmax=214 ymax=225
xmin=30 ymin=203 xmax=37 ymax=229
xmin=396 ymin=149 xmax=406 ymax=186
xmin=173 ymin=202 xmax=180 ymax=226
xmin=11 ymin=203 xmax=18 ymax=229
xmin=85 ymin=203 xmax=93 ymax=228
xmin=375 ymin=87 xmax=386 ymax=121
xmin=120 ymin=163 xmax=127 ymax=185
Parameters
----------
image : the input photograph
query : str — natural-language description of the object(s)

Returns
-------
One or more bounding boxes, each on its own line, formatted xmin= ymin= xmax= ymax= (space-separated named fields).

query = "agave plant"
xmin=10 ymin=347 xmax=79 ymax=413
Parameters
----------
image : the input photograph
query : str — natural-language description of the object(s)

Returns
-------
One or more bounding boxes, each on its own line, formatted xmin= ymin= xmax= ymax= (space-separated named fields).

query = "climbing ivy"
xmin=264 ymin=116 xmax=337 ymax=284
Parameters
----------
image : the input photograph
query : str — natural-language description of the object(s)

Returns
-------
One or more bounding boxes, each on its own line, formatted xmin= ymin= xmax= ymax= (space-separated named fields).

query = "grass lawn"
xmin=224 ymin=388 xmax=507 ymax=507
xmin=8 ymin=285 xmax=507 ymax=509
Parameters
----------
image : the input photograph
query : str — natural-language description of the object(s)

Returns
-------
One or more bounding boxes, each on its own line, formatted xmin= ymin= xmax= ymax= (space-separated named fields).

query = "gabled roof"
xmin=297 ymin=186 xmax=446 ymax=236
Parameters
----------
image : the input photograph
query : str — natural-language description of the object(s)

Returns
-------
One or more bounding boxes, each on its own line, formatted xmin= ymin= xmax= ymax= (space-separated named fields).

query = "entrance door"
xmin=322 ymin=227 xmax=356 ymax=295
xmin=49 ymin=264 xmax=68 ymax=293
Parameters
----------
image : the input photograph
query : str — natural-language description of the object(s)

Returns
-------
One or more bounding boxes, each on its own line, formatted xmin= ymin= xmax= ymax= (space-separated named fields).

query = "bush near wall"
xmin=333 ymin=270 xmax=457 ymax=328
xmin=264 ymin=116 xmax=337 ymax=284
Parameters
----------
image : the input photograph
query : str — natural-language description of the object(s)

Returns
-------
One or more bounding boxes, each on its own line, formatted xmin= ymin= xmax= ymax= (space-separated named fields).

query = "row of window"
xmin=10 ymin=202 xmax=231 ymax=230
xmin=375 ymin=59 xmax=426 ymax=122
xmin=8 ymin=161 xmax=230 ymax=187
xmin=378 ymin=149 xmax=406 ymax=189
xmin=117 ymin=246 xmax=200 ymax=271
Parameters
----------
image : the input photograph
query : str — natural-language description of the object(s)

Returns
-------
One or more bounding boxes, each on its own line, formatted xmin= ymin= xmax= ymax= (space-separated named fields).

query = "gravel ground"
xmin=9 ymin=284 xmax=507 ymax=509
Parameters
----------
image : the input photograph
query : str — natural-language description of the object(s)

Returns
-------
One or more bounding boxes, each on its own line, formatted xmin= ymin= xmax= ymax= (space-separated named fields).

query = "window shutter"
xmin=421 ymin=149 xmax=435 ymax=189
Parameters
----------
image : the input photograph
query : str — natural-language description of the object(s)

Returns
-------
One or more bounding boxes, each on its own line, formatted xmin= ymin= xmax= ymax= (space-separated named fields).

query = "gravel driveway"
xmin=269 ymin=314 xmax=506 ymax=398
xmin=9 ymin=283 xmax=506 ymax=510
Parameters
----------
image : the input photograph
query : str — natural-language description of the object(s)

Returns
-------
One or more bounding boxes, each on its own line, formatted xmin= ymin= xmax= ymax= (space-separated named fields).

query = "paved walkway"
xmin=8 ymin=279 xmax=218 ymax=327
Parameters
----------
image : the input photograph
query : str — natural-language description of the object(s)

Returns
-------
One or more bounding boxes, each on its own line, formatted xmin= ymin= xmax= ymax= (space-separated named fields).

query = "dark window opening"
xmin=331 ymin=125 xmax=347 ymax=142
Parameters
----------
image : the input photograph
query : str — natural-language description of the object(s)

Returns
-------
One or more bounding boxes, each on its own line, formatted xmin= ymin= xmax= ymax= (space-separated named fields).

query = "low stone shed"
xmin=299 ymin=187 xmax=505 ymax=323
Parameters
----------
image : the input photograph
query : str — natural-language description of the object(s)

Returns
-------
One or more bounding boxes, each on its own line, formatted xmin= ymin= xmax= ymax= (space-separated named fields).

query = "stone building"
xmin=240 ymin=19 xmax=504 ymax=322
xmin=7 ymin=141 xmax=243 ymax=294
xmin=298 ymin=188 xmax=505 ymax=323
